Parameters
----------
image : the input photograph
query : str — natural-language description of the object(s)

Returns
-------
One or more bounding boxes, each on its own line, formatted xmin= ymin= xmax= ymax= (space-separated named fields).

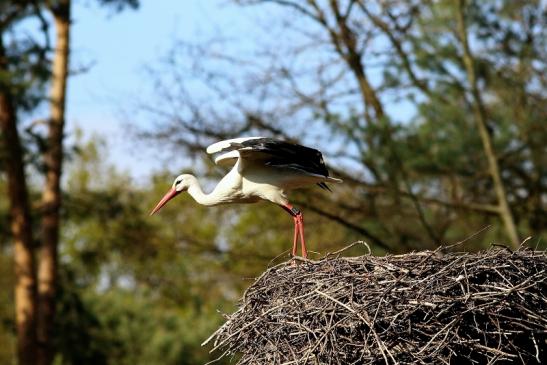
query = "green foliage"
xmin=53 ymin=268 xmax=109 ymax=365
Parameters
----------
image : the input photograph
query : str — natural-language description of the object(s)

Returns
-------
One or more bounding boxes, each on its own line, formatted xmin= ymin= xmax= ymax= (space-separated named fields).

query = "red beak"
xmin=150 ymin=188 xmax=180 ymax=216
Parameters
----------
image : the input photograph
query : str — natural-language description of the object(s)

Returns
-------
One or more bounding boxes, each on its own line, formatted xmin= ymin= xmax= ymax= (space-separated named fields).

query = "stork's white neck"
xmin=187 ymin=179 xmax=218 ymax=206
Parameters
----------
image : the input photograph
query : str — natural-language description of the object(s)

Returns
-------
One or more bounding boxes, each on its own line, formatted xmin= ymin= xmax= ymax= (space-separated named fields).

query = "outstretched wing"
xmin=206 ymin=137 xmax=336 ymax=190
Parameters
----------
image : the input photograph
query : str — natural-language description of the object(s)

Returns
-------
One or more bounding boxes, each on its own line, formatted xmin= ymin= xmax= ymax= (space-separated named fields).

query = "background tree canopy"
xmin=0 ymin=0 xmax=545 ymax=364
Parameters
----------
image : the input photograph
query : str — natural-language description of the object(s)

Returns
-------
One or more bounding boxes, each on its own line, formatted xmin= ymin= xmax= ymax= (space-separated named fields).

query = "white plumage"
xmin=206 ymin=136 xmax=265 ymax=154
xmin=151 ymin=137 xmax=342 ymax=258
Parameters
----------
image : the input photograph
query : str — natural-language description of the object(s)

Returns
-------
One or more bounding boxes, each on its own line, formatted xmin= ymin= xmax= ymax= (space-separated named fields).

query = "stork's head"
xmin=149 ymin=174 xmax=194 ymax=215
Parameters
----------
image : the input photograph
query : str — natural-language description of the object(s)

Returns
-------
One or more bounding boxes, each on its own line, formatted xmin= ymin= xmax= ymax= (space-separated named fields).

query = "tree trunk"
xmin=0 ymin=39 xmax=39 ymax=365
xmin=455 ymin=0 xmax=520 ymax=248
xmin=37 ymin=1 xmax=71 ymax=364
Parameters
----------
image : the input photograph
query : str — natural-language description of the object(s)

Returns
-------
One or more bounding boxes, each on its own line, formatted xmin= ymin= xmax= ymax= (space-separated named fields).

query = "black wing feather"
xmin=236 ymin=138 xmax=329 ymax=176
xmin=317 ymin=182 xmax=332 ymax=192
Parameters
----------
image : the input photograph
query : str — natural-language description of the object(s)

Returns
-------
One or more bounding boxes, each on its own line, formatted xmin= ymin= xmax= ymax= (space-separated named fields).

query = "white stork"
xmin=150 ymin=137 xmax=342 ymax=258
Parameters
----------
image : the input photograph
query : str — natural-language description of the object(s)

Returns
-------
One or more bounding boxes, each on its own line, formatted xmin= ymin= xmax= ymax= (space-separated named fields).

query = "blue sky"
xmin=66 ymin=0 xmax=257 ymax=178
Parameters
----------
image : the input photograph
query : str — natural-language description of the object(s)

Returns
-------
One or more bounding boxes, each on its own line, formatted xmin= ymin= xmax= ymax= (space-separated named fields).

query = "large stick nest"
xmin=205 ymin=244 xmax=547 ymax=364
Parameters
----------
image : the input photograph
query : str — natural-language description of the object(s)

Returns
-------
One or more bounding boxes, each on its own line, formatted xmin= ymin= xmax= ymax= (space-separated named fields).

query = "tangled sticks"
xmin=205 ymin=245 xmax=546 ymax=364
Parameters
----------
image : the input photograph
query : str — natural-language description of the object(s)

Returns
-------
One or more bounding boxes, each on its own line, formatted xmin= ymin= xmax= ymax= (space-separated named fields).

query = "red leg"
xmin=292 ymin=216 xmax=299 ymax=256
xmin=281 ymin=203 xmax=307 ymax=258
xmin=297 ymin=213 xmax=307 ymax=258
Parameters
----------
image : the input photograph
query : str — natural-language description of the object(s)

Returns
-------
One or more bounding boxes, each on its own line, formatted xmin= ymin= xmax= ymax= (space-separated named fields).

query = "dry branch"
xmin=206 ymin=246 xmax=546 ymax=364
